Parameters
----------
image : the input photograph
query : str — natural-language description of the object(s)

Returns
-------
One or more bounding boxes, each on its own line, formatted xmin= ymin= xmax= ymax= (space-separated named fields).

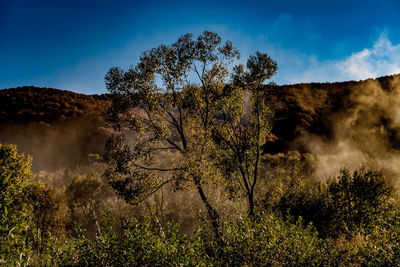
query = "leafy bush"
xmin=274 ymin=167 xmax=396 ymax=238
xmin=219 ymin=213 xmax=323 ymax=266
xmin=0 ymin=144 xmax=33 ymax=264
xmin=55 ymin=215 xmax=211 ymax=266
xmin=326 ymin=168 xmax=395 ymax=236
xmin=1 ymin=144 xmax=400 ymax=265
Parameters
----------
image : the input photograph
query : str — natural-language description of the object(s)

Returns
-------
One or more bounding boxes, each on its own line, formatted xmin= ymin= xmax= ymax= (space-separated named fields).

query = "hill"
xmin=1 ymin=74 xmax=399 ymax=171
xmin=0 ymin=86 xmax=111 ymax=171
xmin=266 ymin=74 xmax=400 ymax=152
xmin=0 ymin=86 xmax=110 ymax=123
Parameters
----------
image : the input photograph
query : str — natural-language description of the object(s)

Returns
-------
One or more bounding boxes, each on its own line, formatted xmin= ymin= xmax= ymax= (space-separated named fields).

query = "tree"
xmin=24 ymin=182 xmax=64 ymax=257
xmin=103 ymin=31 xmax=277 ymax=241
xmin=0 ymin=144 xmax=33 ymax=263
xmin=65 ymin=174 xmax=113 ymax=236
xmin=211 ymin=52 xmax=277 ymax=216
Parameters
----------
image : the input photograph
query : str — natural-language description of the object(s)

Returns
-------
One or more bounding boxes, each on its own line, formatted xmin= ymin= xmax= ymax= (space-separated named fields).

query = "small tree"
xmin=103 ymin=31 xmax=277 ymax=241
xmin=0 ymin=144 xmax=33 ymax=263
xmin=24 ymin=182 xmax=64 ymax=257
xmin=65 ymin=174 xmax=112 ymax=235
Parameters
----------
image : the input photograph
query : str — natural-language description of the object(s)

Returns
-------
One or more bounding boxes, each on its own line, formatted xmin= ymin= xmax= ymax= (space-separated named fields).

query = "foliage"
xmin=0 ymin=144 xmax=33 ymax=264
xmin=0 ymin=144 xmax=32 ymax=216
xmin=219 ymin=213 xmax=323 ymax=266
xmin=261 ymin=151 xmax=316 ymax=210
xmin=0 ymin=86 xmax=110 ymax=123
xmin=325 ymin=168 xmax=395 ymax=236
xmin=103 ymin=31 xmax=278 ymax=246
xmin=2 ymin=143 xmax=400 ymax=265
xmin=104 ymin=31 xmax=242 ymax=241
xmin=55 ymin=215 xmax=211 ymax=266
xmin=211 ymin=52 xmax=277 ymax=216
xmin=65 ymin=174 xmax=113 ymax=236
xmin=4 ymin=33 xmax=400 ymax=266
xmin=0 ymin=86 xmax=111 ymax=171
xmin=24 ymin=182 xmax=64 ymax=258
xmin=271 ymin=165 xmax=396 ymax=238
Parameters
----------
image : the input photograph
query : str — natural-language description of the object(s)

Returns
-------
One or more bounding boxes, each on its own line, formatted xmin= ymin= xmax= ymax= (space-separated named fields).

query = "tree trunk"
xmin=194 ymin=178 xmax=223 ymax=246
xmin=248 ymin=191 xmax=255 ymax=217
xmin=89 ymin=200 xmax=102 ymax=235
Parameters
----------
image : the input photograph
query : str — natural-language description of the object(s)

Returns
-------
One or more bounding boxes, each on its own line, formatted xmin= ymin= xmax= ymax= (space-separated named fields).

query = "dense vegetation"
xmin=2 ymin=31 xmax=400 ymax=265
xmin=2 ymin=144 xmax=400 ymax=265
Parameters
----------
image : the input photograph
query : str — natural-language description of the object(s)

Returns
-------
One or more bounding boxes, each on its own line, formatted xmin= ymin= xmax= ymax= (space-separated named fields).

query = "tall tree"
xmin=212 ymin=52 xmax=277 ymax=216
xmin=103 ymin=31 xmax=277 ymax=241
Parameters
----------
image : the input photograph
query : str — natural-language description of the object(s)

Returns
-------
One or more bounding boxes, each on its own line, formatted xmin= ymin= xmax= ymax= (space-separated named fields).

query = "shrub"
xmin=24 ymin=182 xmax=64 ymax=260
xmin=55 ymin=215 xmax=211 ymax=266
xmin=219 ymin=213 xmax=323 ymax=266
xmin=326 ymin=168 xmax=395 ymax=237
xmin=0 ymin=144 xmax=33 ymax=264
xmin=274 ymin=167 xmax=397 ymax=238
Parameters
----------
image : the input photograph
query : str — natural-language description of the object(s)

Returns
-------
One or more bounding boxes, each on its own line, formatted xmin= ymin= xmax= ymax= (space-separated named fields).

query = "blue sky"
xmin=1 ymin=0 xmax=400 ymax=94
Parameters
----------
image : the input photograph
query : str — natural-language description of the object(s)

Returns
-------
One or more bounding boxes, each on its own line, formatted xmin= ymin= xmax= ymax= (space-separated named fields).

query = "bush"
xmin=326 ymin=168 xmax=395 ymax=237
xmin=0 ymin=144 xmax=33 ymax=264
xmin=219 ymin=213 xmax=323 ymax=266
xmin=274 ymin=168 xmax=396 ymax=238
xmin=55 ymin=215 xmax=211 ymax=266
xmin=24 ymin=182 xmax=64 ymax=260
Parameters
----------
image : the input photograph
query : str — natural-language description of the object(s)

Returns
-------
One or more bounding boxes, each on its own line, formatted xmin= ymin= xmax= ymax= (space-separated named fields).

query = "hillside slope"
xmin=0 ymin=86 xmax=110 ymax=123
xmin=1 ymin=74 xmax=399 ymax=171
xmin=266 ymin=74 xmax=400 ymax=152
xmin=0 ymin=86 xmax=111 ymax=171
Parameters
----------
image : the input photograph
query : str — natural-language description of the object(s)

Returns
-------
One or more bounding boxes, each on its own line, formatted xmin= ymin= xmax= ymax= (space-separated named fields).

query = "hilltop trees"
xmin=103 ymin=30 xmax=277 ymax=241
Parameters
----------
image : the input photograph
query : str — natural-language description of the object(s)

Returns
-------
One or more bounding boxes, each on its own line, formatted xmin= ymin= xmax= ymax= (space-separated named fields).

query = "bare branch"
xmin=130 ymin=178 xmax=175 ymax=205
xmin=132 ymin=162 xmax=184 ymax=172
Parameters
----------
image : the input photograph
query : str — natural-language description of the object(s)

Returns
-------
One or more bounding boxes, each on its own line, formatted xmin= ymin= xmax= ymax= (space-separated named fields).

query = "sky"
xmin=1 ymin=0 xmax=400 ymax=94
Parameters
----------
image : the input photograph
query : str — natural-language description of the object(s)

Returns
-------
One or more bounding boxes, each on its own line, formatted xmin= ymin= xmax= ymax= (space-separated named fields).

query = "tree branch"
xmin=132 ymin=162 xmax=184 ymax=172
xmin=130 ymin=178 xmax=175 ymax=205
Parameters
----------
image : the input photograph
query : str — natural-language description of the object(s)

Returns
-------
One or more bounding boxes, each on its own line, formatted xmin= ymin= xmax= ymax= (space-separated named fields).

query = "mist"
xmin=293 ymin=75 xmax=400 ymax=186
xmin=0 ymin=118 xmax=109 ymax=172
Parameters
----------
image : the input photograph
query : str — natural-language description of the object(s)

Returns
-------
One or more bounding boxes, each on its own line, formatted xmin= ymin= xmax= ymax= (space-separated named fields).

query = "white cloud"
xmin=277 ymin=33 xmax=400 ymax=84
xmin=337 ymin=34 xmax=400 ymax=80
